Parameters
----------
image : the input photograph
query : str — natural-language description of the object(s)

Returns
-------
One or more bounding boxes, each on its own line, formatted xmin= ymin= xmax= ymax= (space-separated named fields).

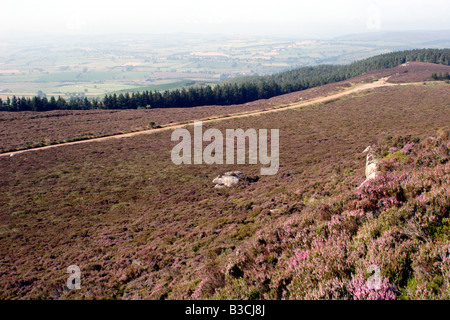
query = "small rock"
xmin=213 ymin=171 xmax=245 ymax=188
xmin=132 ymin=259 xmax=143 ymax=267
xmin=363 ymin=146 xmax=380 ymax=179
xmin=224 ymin=171 xmax=246 ymax=179
xmin=359 ymin=145 xmax=381 ymax=187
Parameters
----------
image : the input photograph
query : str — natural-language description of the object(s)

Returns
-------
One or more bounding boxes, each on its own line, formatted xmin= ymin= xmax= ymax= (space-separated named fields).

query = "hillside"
xmin=213 ymin=128 xmax=449 ymax=300
xmin=1 ymin=61 xmax=449 ymax=154
xmin=356 ymin=61 xmax=450 ymax=83
xmin=0 ymin=75 xmax=448 ymax=299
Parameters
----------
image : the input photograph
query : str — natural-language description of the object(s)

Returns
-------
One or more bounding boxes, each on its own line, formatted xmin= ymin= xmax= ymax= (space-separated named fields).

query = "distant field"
xmin=0 ymin=82 xmax=448 ymax=299
xmin=110 ymin=80 xmax=219 ymax=95
xmin=2 ymin=33 xmax=445 ymax=99
xmin=36 ymin=71 xmax=122 ymax=82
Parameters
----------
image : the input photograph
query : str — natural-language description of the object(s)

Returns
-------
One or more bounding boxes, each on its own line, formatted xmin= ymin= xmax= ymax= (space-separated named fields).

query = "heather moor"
xmin=1 ymin=1 xmax=450 ymax=302
xmin=1 ymin=73 xmax=449 ymax=299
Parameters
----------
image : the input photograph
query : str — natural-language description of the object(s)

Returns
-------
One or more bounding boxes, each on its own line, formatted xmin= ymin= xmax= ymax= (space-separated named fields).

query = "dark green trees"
xmin=1 ymin=48 xmax=450 ymax=112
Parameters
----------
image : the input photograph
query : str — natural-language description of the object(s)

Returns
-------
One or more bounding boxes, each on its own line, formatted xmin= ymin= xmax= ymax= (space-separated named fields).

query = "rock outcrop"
xmin=212 ymin=171 xmax=252 ymax=188
xmin=361 ymin=145 xmax=380 ymax=186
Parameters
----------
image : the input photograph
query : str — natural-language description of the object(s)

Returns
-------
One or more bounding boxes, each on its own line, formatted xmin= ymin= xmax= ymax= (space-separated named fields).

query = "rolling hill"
xmin=0 ymin=64 xmax=449 ymax=299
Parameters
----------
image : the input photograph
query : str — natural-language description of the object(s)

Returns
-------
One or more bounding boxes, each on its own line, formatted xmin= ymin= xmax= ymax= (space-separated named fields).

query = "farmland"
xmin=0 ymin=75 xmax=449 ymax=299
xmin=2 ymin=31 xmax=449 ymax=100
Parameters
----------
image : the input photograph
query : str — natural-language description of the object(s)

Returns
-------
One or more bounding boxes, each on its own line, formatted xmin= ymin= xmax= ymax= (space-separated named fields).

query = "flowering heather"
xmin=357 ymin=172 xmax=408 ymax=210
xmin=288 ymin=250 xmax=310 ymax=271
xmin=401 ymin=142 xmax=415 ymax=155
xmin=0 ymin=83 xmax=448 ymax=300
xmin=347 ymin=273 xmax=396 ymax=300
xmin=211 ymin=128 xmax=449 ymax=300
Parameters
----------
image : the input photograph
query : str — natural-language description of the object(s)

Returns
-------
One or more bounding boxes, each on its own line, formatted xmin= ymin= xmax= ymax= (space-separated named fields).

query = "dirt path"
xmin=0 ymin=78 xmax=412 ymax=158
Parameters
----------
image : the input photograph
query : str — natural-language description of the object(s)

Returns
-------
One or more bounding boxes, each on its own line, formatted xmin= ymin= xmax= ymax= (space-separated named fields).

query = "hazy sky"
xmin=1 ymin=0 xmax=449 ymax=38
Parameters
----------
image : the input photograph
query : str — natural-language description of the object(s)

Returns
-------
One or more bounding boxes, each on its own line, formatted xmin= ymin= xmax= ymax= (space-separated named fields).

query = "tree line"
xmin=431 ymin=72 xmax=450 ymax=80
xmin=1 ymin=48 xmax=449 ymax=112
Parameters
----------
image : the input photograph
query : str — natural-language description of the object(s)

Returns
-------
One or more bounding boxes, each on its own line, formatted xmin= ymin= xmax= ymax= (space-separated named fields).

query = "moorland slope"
xmin=0 ymin=68 xmax=448 ymax=299
xmin=1 ymin=61 xmax=449 ymax=154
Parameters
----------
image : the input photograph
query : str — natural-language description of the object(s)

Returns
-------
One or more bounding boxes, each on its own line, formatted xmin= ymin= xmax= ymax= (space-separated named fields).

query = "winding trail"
xmin=0 ymin=77 xmax=411 ymax=158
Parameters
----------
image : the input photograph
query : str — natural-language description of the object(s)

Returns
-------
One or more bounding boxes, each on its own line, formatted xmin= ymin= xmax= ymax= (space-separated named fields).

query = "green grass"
xmin=36 ymin=72 xmax=118 ymax=82
xmin=111 ymin=80 xmax=219 ymax=94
